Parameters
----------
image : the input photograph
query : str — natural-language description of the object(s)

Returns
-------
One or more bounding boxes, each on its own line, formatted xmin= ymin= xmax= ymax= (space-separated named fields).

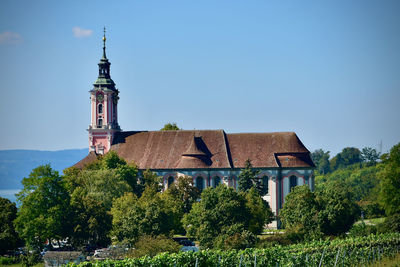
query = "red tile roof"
xmin=74 ymin=130 xmax=315 ymax=170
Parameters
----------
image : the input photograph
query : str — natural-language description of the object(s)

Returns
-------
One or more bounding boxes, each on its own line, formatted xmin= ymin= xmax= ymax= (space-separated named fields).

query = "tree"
xmin=316 ymin=182 xmax=359 ymax=235
xmin=330 ymin=147 xmax=362 ymax=171
xmin=379 ymin=142 xmax=400 ymax=215
xmin=69 ymin=193 xmax=112 ymax=247
xmin=166 ymin=175 xmax=200 ymax=213
xmin=279 ymin=186 xmax=321 ymax=239
xmin=280 ymin=184 xmax=359 ymax=239
xmin=160 ymin=122 xmax=180 ymax=131
xmin=160 ymin=175 xmax=200 ymax=234
xmin=245 ymin=187 xmax=274 ymax=234
xmin=361 ymin=147 xmax=380 ymax=165
xmin=110 ymin=187 xmax=176 ymax=244
xmin=238 ymin=159 xmax=267 ymax=195
xmin=64 ymin=151 xmax=138 ymax=247
xmin=14 ymin=165 xmax=71 ymax=250
xmin=182 ymin=185 xmax=270 ymax=249
xmin=311 ymin=149 xmax=331 ymax=174
xmin=74 ymin=169 xmax=131 ymax=210
xmin=128 ymin=235 xmax=181 ymax=258
xmin=318 ymin=153 xmax=331 ymax=174
xmin=139 ymin=169 xmax=163 ymax=194
xmin=0 ymin=197 xmax=20 ymax=254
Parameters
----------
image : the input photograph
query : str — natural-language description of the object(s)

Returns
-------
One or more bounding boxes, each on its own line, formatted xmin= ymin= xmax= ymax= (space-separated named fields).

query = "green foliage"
xmin=245 ymin=187 xmax=274 ymax=234
xmin=128 ymin=235 xmax=181 ymax=258
xmin=140 ymin=169 xmax=163 ymax=193
xmin=280 ymin=184 xmax=359 ymax=239
xmin=238 ymin=159 xmax=256 ymax=192
xmin=330 ymin=147 xmax=362 ymax=171
xmin=67 ymin=233 xmax=400 ymax=267
xmin=238 ymin=159 xmax=267 ymax=196
xmin=14 ymin=165 xmax=71 ymax=250
xmin=348 ymin=222 xmax=377 ymax=237
xmin=0 ymin=256 xmax=20 ymax=265
xmin=379 ymin=142 xmax=400 ymax=216
xmin=70 ymin=193 xmax=112 ymax=247
xmin=110 ymin=187 xmax=176 ymax=244
xmin=311 ymin=149 xmax=331 ymax=174
xmin=359 ymin=200 xmax=385 ymax=219
xmin=0 ymin=197 xmax=20 ymax=254
xmin=183 ymin=185 xmax=271 ymax=249
xmin=316 ymin=181 xmax=360 ymax=236
xmin=160 ymin=122 xmax=180 ymax=131
xmin=63 ymin=152 xmax=140 ymax=247
xmin=279 ymin=186 xmax=321 ymax=239
xmin=361 ymin=147 xmax=380 ymax=165
xmin=377 ymin=214 xmax=400 ymax=234
xmin=160 ymin=175 xmax=200 ymax=234
xmin=20 ymin=252 xmax=40 ymax=267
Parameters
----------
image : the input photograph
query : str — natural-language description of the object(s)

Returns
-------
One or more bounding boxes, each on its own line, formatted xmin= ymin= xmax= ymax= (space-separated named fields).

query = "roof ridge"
xmin=221 ymin=130 xmax=233 ymax=168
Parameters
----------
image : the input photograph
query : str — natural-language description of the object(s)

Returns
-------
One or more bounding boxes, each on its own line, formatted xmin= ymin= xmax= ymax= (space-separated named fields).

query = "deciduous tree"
xmin=0 ymin=197 xmax=20 ymax=253
xmin=14 ymin=165 xmax=71 ymax=250
xmin=379 ymin=142 xmax=400 ymax=215
xmin=160 ymin=122 xmax=180 ymax=131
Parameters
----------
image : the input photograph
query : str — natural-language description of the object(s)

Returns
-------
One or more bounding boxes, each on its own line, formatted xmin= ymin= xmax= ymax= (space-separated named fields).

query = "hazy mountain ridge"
xmin=0 ymin=149 xmax=88 ymax=190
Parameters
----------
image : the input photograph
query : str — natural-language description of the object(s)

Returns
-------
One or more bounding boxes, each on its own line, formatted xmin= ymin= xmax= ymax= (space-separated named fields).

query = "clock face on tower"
xmin=96 ymin=93 xmax=104 ymax=102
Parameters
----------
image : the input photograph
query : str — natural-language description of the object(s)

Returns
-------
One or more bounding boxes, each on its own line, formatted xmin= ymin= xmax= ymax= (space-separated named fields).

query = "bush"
xmin=215 ymin=230 xmax=257 ymax=250
xmin=348 ymin=222 xmax=377 ymax=237
xmin=0 ymin=256 xmax=20 ymax=265
xmin=128 ymin=235 xmax=181 ymax=258
xmin=359 ymin=201 xmax=385 ymax=219
xmin=377 ymin=213 xmax=400 ymax=233
xmin=20 ymin=253 xmax=40 ymax=267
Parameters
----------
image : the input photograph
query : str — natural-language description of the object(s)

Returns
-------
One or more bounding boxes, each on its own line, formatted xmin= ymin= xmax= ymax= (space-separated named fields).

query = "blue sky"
xmin=0 ymin=0 xmax=399 ymax=157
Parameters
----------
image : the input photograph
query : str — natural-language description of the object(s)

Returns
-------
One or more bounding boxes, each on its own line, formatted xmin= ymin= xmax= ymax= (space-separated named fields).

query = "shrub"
xmin=21 ymin=253 xmax=40 ymax=267
xmin=377 ymin=213 xmax=400 ymax=233
xmin=348 ymin=222 xmax=377 ymax=237
xmin=215 ymin=230 xmax=257 ymax=250
xmin=128 ymin=235 xmax=181 ymax=258
xmin=0 ymin=256 xmax=20 ymax=265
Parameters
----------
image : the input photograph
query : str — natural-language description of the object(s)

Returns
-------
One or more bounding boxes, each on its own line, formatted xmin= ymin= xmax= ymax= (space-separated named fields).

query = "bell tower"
xmin=88 ymin=28 xmax=120 ymax=154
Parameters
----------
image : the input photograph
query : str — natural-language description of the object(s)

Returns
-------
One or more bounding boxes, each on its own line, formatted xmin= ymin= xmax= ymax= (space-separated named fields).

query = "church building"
xmin=75 ymin=31 xmax=315 ymax=228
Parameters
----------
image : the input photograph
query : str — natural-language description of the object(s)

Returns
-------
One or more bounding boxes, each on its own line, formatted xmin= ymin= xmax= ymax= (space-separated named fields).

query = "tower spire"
xmin=102 ymin=26 xmax=107 ymax=59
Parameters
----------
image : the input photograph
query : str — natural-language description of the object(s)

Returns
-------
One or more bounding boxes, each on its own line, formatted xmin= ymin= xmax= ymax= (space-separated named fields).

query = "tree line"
xmin=1 ymin=153 xmax=274 ymax=254
xmin=1 ymin=142 xmax=399 ymax=257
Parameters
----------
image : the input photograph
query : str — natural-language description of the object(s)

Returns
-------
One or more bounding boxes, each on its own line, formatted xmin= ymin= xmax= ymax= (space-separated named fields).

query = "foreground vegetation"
xmin=1 ymin=140 xmax=399 ymax=266
xmin=66 ymin=233 xmax=400 ymax=267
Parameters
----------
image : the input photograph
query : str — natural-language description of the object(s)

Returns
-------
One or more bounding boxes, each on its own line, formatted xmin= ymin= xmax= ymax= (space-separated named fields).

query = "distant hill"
xmin=0 ymin=149 xmax=88 ymax=201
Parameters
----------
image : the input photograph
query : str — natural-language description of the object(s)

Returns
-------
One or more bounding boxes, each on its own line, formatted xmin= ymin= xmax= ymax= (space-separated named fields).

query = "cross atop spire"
xmin=102 ymin=26 xmax=107 ymax=59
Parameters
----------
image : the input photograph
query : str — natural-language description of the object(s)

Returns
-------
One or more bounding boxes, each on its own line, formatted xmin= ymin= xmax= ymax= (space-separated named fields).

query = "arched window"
xmin=98 ymin=104 xmax=103 ymax=114
xmin=214 ymin=176 xmax=221 ymax=188
xmin=97 ymin=117 xmax=103 ymax=128
xmin=167 ymin=176 xmax=175 ymax=187
xmin=196 ymin=177 xmax=204 ymax=192
xmin=261 ymin=176 xmax=269 ymax=195
xmin=289 ymin=175 xmax=297 ymax=192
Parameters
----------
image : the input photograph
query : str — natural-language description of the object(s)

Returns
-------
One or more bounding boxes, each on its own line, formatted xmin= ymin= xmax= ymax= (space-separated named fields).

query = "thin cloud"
xmin=72 ymin=26 xmax=93 ymax=38
xmin=0 ymin=31 xmax=22 ymax=44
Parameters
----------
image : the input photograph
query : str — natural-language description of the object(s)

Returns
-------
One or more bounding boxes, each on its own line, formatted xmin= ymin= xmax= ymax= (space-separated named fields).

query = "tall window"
xmin=196 ymin=177 xmax=204 ymax=192
xmin=98 ymin=104 xmax=103 ymax=114
xmin=97 ymin=117 xmax=103 ymax=128
xmin=289 ymin=175 xmax=297 ymax=192
xmin=214 ymin=176 xmax=221 ymax=188
xmin=262 ymin=176 xmax=269 ymax=195
xmin=167 ymin=176 xmax=174 ymax=187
